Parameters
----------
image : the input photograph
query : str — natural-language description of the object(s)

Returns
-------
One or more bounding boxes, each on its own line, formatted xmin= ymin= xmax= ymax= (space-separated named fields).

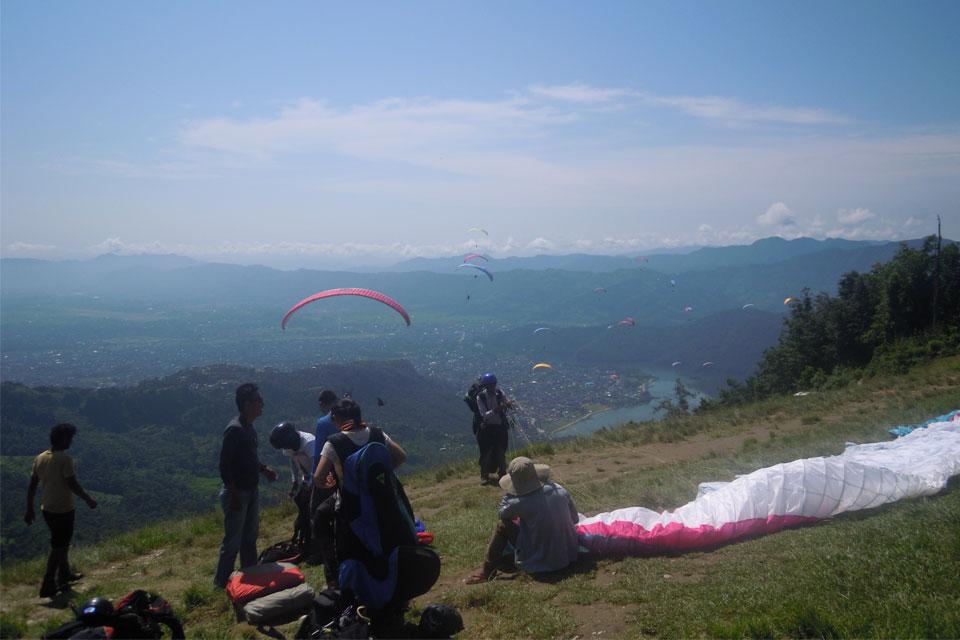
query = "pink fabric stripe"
xmin=577 ymin=514 xmax=820 ymax=554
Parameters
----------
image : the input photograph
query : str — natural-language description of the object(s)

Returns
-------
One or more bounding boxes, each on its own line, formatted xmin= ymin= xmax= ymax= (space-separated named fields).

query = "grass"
xmin=1 ymin=356 xmax=958 ymax=638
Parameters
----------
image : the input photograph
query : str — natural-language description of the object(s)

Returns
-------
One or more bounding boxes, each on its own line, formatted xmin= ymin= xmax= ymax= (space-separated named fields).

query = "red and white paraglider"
xmin=282 ymin=288 xmax=411 ymax=329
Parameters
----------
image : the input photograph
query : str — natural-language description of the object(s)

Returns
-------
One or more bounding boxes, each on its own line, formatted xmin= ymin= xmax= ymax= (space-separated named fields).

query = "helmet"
xmin=418 ymin=604 xmax=464 ymax=639
xmin=480 ymin=373 xmax=497 ymax=387
xmin=269 ymin=422 xmax=300 ymax=450
xmin=78 ymin=596 xmax=114 ymax=625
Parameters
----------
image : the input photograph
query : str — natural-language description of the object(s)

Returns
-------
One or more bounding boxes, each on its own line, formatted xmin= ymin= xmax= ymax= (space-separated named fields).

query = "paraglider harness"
xmin=328 ymin=427 xmax=439 ymax=614
xmin=464 ymin=380 xmax=484 ymax=435
xmin=43 ymin=590 xmax=185 ymax=639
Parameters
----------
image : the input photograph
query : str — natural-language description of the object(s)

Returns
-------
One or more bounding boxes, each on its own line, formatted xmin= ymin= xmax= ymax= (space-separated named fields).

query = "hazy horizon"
xmin=2 ymin=2 xmax=958 ymax=268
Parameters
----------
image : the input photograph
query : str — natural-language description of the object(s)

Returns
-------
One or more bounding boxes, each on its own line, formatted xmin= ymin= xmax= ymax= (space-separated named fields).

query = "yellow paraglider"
xmin=532 ymin=363 xmax=553 ymax=371
xmin=784 ymin=297 xmax=800 ymax=305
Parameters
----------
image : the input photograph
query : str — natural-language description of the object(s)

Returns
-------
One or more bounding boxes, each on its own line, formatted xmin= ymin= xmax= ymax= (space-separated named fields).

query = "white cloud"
xmin=836 ymin=207 xmax=876 ymax=225
xmin=643 ymin=94 xmax=850 ymax=126
xmin=4 ymin=242 xmax=57 ymax=253
xmin=757 ymin=202 xmax=796 ymax=227
xmin=528 ymin=83 xmax=635 ymax=103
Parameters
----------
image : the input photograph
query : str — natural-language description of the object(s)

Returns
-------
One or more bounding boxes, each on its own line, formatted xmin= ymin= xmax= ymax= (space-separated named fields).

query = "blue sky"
xmin=2 ymin=1 xmax=958 ymax=267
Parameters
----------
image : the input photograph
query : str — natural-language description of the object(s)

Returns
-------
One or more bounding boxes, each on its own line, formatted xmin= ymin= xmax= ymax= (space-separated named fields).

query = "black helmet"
xmin=78 ymin=596 xmax=114 ymax=625
xmin=480 ymin=372 xmax=497 ymax=387
xmin=269 ymin=422 xmax=300 ymax=450
xmin=418 ymin=603 xmax=464 ymax=639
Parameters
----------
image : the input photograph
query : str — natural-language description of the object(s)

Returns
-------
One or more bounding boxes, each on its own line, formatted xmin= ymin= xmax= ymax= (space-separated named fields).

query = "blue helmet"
xmin=480 ymin=373 xmax=497 ymax=387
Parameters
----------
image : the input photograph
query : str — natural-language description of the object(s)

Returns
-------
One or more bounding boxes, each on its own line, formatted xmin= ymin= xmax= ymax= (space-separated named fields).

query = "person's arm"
xmin=313 ymin=453 xmax=336 ymax=489
xmin=287 ymin=456 xmax=300 ymax=495
xmin=259 ymin=462 xmax=278 ymax=482
xmin=219 ymin=428 xmax=242 ymax=510
xmin=66 ymin=476 xmax=97 ymax=509
xmin=565 ymin=490 xmax=579 ymax=524
xmin=384 ymin=436 xmax=407 ymax=468
xmin=24 ymin=474 xmax=39 ymax=524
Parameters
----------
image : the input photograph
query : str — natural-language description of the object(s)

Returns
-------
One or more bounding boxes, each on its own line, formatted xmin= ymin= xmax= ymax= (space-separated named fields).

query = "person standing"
xmin=269 ymin=422 xmax=316 ymax=548
xmin=307 ymin=389 xmax=339 ymax=581
xmin=24 ymin=423 xmax=98 ymax=598
xmin=213 ymin=383 xmax=277 ymax=588
xmin=474 ymin=373 xmax=514 ymax=485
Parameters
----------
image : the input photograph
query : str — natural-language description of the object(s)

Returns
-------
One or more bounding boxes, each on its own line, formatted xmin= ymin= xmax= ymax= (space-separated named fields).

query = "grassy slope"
xmin=2 ymin=356 xmax=959 ymax=639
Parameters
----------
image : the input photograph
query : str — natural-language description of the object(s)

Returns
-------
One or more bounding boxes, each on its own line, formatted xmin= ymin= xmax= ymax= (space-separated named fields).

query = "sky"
xmin=2 ymin=1 xmax=958 ymax=268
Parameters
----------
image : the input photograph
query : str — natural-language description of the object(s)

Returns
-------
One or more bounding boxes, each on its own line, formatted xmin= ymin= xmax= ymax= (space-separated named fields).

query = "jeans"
xmin=214 ymin=486 xmax=259 ymax=587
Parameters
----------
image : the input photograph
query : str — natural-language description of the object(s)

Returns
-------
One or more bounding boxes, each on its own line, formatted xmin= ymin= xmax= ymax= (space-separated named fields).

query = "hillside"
xmin=2 ymin=356 xmax=958 ymax=638
xmin=0 ymin=361 xmax=471 ymax=561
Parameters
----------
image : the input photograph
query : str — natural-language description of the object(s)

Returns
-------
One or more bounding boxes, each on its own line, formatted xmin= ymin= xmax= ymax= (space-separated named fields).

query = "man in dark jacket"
xmin=213 ymin=383 xmax=278 ymax=588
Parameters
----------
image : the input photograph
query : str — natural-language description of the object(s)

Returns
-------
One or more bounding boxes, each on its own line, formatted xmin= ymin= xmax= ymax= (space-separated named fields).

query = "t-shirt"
xmin=314 ymin=413 xmax=337 ymax=471
xmin=319 ymin=428 xmax=398 ymax=481
xmin=282 ymin=431 xmax=317 ymax=490
xmin=498 ymin=482 xmax=580 ymax=574
xmin=32 ymin=450 xmax=76 ymax=513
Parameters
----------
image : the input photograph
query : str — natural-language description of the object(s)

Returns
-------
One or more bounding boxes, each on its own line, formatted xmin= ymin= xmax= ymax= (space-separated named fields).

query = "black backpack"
xmin=43 ymin=590 xmax=184 ymax=640
xmin=463 ymin=381 xmax=482 ymax=417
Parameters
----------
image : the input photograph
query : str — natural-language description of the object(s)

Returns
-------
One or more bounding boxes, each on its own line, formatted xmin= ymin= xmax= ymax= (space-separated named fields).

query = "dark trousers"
xmin=482 ymin=518 xmax=519 ymax=574
xmin=42 ymin=510 xmax=76 ymax=587
xmin=477 ymin=424 xmax=508 ymax=478
xmin=310 ymin=486 xmax=339 ymax=586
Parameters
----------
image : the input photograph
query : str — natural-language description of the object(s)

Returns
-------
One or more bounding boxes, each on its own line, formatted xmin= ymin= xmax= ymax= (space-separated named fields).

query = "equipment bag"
xmin=243 ymin=583 xmax=315 ymax=626
xmin=258 ymin=540 xmax=303 ymax=565
xmin=226 ymin=562 xmax=305 ymax=609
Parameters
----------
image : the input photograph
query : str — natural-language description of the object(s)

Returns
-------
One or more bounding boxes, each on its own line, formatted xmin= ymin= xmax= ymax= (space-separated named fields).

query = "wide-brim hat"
xmin=499 ymin=457 xmax=552 ymax=496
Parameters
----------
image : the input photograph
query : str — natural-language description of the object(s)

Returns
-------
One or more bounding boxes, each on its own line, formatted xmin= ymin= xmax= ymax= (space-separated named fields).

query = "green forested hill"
xmin=0 ymin=360 xmax=471 ymax=561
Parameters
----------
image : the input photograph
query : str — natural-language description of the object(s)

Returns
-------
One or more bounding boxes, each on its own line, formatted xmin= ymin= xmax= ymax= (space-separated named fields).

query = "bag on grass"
xmin=258 ymin=539 xmax=303 ymax=564
xmin=243 ymin=583 xmax=316 ymax=626
xmin=226 ymin=562 xmax=304 ymax=609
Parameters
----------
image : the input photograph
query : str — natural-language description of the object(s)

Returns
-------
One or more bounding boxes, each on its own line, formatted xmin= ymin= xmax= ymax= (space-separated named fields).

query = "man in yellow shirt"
xmin=24 ymin=423 xmax=98 ymax=598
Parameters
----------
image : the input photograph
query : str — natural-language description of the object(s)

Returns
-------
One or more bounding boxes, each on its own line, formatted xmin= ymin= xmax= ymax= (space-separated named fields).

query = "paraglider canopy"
xmin=532 ymin=363 xmax=552 ymax=370
xmin=671 ymin=361 xmax=682 ymax=367
xmin=742 ymin=303 xmax=755 ymax=310
xmin=457 ymin=263 xmax=494 ymax=281
xmin=784 ymin=297 xmax=800 ymax=305
xmin=594 ymin=287 xmax=607 ymax=294
xmin=701 ymin=361 xmax=714 ymax=368
xmin=467 ymin=227 xmax=489 ymax=236
xmin=463 ymin=253 xmax=489 ymax=263
xmin=282 ymin=288 xmax=411 ymax=329
xmin=618 ymin=317 xmax=636 ymax=327
xmin=533 ymin=327 xmax=551 ymax=334
xmin=683 ymin=305 xmax=693 ymax=313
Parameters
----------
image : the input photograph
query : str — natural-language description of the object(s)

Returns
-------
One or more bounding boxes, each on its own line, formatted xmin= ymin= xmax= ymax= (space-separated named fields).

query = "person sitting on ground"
xmin=465 ymin=456 xmax=580 ymax=584
xmin=24 ymin=423 xmax=98 ymax=598
xmin=269 ymin=422 xmax=316 ymax=548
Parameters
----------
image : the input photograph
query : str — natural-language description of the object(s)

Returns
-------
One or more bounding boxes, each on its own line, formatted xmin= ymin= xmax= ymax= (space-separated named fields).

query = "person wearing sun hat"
xmin=464 ymin=456 xmax=580 ymax=584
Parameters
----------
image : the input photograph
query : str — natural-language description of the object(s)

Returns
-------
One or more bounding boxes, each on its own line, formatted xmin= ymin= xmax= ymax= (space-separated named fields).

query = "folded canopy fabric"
xmin=577 ymin=412 xmax=960 ymax=556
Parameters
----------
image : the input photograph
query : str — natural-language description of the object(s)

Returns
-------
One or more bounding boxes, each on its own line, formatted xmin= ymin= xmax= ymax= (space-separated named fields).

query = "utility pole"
xmin=932 ymin=214 xmax=941 ymax=332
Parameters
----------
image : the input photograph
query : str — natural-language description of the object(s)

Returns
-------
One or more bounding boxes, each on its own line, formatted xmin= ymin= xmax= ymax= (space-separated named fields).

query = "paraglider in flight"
xmin=671 ymin=361 xmax=682 ymax=368
xmin=533 ymin=327 xmax=552 ymax=334
xmin=683 ymin=305 xmax=693 ymax=313
xmin=457 ymin=263 xmax=494 ymax=281
xmin=670 ymin=279 xmax=677 ymax=288
xmin=742 ymin=304 xmax=755 ymax=310
xmin=594 ymin=287 xmax=607 ymax=294
xmin=463 ymin=253 xmax=489 ymax=263
xmin=635 ymin=256 xmax=649 ymax=263
xmin=532 ymin=363 xmax=552 ymax=371
xmin=701 ymin=361 xmax=714 ymax=368
xmin=467 ymin=227 xmax=489 ymax=236
xmin=609 ymin=373 xmax=620 ymax=381
xmin=618 ymin=317 xmax=636 ymax=327
xmin=282 ymin=288 xmax=411 ymax=329
xmin=784 ymin=297 xmax=800 ymax=305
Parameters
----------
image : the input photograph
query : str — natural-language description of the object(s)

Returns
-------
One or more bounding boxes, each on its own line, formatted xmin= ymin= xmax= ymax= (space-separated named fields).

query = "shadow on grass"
xmin=529 ymin=554 xmax=598 ymax=584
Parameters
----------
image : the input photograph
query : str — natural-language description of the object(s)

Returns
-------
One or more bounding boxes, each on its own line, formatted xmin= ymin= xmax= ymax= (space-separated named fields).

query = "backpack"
xmin=258 ymin=539 xmax=304 ymax=565
xmin=42 ymin=591 xmax=184 ymax=640
xmin=331 ymin=429 xmax=429 ymax=610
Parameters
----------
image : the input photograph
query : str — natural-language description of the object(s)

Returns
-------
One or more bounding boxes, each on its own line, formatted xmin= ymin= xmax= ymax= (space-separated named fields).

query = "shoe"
xmin=60 ymin=572 xmax=83 ymax=583
xmin=39 ymin=582 xmax=58 ymax=598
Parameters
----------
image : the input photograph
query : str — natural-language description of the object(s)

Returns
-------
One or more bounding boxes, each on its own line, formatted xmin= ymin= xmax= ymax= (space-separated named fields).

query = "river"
xmin=552 ymin=366 xmax=708 ymax=437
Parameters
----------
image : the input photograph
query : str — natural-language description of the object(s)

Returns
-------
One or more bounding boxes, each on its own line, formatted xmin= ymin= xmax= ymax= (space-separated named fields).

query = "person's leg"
xmin=315 ymin=493 xmax=339 ymax=587
xmin=465 ymin=518 xmax=519 ymax=583
xmin=494 ymin=426 xmax=509 ymax=478
xmin=213 ymin=488 xmax=247 ymax=587
xmin=239 ymin=487 xmax=260 ymax=570
xmin=54 ymin=511 xmax=76 ymax=587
